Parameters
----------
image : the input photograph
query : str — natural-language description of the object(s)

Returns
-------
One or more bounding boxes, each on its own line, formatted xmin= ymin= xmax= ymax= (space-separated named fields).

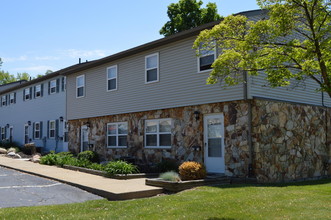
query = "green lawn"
xmin=1 ymin=179 xmax=330 ymax=220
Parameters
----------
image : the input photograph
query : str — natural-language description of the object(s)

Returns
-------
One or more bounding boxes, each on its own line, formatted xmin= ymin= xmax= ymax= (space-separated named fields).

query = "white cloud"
xmin=34 ymin=56 xmax=60 ymax=61
xmin=60 ymin=49 xmax=110 ymax=59
xmin=2 ymin=56 xmax=28 ymax=62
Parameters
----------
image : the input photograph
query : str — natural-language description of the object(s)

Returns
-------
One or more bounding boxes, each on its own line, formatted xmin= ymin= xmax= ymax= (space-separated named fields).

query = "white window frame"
xmin=145 ymin=118 xmax=172 ymax=149
xmin=1 ymin=95 xmax=6 ymax=106
xmin=10 ymin=93 xmax=15 ymax=104
xmin=145 ymin=53 xmax=159 ymax=84
xmin=107 ymin=65 xmax=118 ymax=91
xmin=35 ymin=84 xmax=42 ymax=98
xmin=24 ymin=88 xmax=30 ymax=100
xmin=107 ymin=122 xmax=128 ymax=148
xmin=76 ymin=75 xmax=85 ymax=98
xmin=49 ymin=120 xmax=56 ymax=139
xmin=34 ymin=122 xmax=41 ymax=139
xmin=50 ymin=80 xmax=57 ymax=94
xmin=197 ymin=43 xmax=216 ymax=73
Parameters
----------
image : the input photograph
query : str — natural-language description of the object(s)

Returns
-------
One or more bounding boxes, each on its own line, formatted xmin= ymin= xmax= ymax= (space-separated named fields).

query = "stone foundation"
xmin=68 ymin=101 xmax=250 ymax=177
xmin=252 ymin=99 xmax=330 ymax=182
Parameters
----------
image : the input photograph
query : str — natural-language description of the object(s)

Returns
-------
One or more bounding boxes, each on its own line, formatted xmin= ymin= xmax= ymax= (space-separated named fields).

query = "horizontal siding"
xmin=249 ymin=73 xmax=329 ymax=106
xmin=0 ymin=76 xmax=66 ymax=150
xmin=67 ymin=37 xmax=245 ymax=120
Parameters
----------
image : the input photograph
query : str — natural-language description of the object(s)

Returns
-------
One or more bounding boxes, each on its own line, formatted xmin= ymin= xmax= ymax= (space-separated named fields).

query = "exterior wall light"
xmin=59 ymin=116 xmax=64 ymax=122
xmin=194 ymin=111 xmax=200 ymax=121
xmin=27 ymin=121 xmax=31 ymax=126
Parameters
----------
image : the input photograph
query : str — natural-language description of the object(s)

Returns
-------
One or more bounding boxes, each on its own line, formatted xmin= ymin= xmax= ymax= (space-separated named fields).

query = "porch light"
xmin=85 ymin=121 xmax=90 ymax=127
xmin=59 ymin=116 xmax=64 ymax=122
xmin=27 ymin=121 xmax=31 ymax=126
xmin=6 ymin=124 xmax=9 ymax=128
xmin=193 ymin=111 xmax=200 ymax=121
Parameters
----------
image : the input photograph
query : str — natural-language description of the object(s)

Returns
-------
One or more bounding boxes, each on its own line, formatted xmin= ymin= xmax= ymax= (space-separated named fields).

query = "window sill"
xmin=107 ymin=146 xmax=127 ymax=149
xmin=144 ymin=146 xmax=172 ymax=149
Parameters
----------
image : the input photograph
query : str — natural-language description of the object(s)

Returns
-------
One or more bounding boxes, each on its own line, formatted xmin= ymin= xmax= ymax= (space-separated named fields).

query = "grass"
xmin=0 ymin=179 xmax=330 ymax=220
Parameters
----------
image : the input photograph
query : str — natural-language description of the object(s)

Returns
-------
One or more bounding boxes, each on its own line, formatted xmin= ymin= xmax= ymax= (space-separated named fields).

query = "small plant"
xmin=77 ymin=150 xmax=99 ymax=163
xmin=159 ymin=171 xmax=181 ymax=182
xmin=104 ymin=160 xmax=139 ymax=175
xmin=179 ymin=161 xmax=206 ymax=180
xmin=40 ymin=151 xmax=58 ymax=165
xmin=156 ymin=159 xmax=179 ymax=172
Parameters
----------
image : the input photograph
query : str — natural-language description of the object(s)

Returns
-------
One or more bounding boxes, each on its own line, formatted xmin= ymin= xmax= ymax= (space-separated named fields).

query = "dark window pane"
xmin=208 ymin=138 xmax=222 ymax=157
xmin=108 ymin=78 xmax=116 ymax=90
xmin=108 ymin=136 xmax=116 ymax=147
xmin=77 ymin=87 xmax=84 ymax=97
xmin=118 ymin=135 xmax=127 ymax=147
xmin=200 ymin=54 xmax=214 ymax=71
xmin=146 ymin=134 xmax=157 ymax=146
xmin=147 ymin=69 xmax=157 ymax=82
xmin=160 ymin=134 xmax=171 ymax=146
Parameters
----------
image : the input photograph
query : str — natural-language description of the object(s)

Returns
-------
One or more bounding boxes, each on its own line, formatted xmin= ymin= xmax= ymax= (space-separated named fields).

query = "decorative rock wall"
xmin=252 ymin=99 xmax=330 ymax=182
xmin=68 ymin=101 xmax=250 ymax=177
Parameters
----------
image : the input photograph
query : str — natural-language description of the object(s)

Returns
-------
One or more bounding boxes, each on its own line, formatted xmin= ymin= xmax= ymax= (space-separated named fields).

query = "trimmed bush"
xmin=179 ymin=161 xmax=206 ymax=180
xmin=159 ymin=171 xmax=181 ymax=182
xmin=40 ymin=151 xmax=58 ymax=165
xmin=104 ymin=160 xmax=139 ymax=175
xmin=77 ymin=150 xmax=99 ymax=163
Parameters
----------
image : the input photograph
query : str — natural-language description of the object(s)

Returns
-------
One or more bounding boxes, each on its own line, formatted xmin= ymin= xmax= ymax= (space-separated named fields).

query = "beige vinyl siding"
xmin=249 ymin=73 xmax=330 ymax=107
xmin=67 ymin=37 xmax=245 ymax=120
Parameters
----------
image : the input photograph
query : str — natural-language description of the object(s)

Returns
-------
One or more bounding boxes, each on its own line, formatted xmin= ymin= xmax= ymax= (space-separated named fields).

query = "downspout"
xmin=243 ymin=71 xmax=254 ymax=177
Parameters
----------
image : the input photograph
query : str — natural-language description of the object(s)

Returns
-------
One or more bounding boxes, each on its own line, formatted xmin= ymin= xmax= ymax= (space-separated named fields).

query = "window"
xmin=24 ymin=88 xmax=31 ymax=100
xmin=76 ymin=75 xmax=85 ymax=98
xmin=24 ymin=125 xmax=29 ymax=144
xmin=35 ymin=85 xmax=42 ymax=98
xmin=1 ymin=127 xmax=5 ymax=140
xmin=145 ymin=53 xmax=159 ymax=83
xmin=49 ymin=120 xmax=55 ymax=138
xmin=107 ymin=65 xmax=117 ymax=91
xmin=34 ymin=122 xmax=41 ymax=139
xmin=107 ymin=122 xmax=128 ymax=148
xmin=145 ymin=119 xmax=172 ymax=148
xmin=50 ymin=80 xmax=57 ymax=94
xmin=62 ymin=77 xmax=66 ymax=91
xmin=1 ymin=95 xmax=6 ymax=106
xmin=198 ymin=43 xmax=216 ymax=72
xmin=10 ymin=93 xmax=15 ymax=104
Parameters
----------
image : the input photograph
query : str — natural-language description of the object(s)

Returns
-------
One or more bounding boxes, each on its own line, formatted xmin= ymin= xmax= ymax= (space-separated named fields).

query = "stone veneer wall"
xmin=68 ymin=101 xmax=250 ymax=177
xmin=252 ymin=99 xmax=330 ymax=182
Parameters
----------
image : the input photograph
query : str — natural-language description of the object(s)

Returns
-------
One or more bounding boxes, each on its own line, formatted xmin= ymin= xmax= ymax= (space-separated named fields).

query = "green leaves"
xmin=160 ymin=0 xmax=221 ymax=36
xmin=194 ymin=0 xmax=331 ymax=97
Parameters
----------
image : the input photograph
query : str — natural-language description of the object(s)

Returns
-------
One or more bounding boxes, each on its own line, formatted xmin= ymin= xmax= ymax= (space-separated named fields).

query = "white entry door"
xmin=204 ymin=114 xmax=225 ymax=173
xmin=80 ymin=125 xmax=89 ymax=152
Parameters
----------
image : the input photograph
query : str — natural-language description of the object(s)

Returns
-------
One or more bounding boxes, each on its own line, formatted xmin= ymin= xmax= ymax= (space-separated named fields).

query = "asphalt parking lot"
xmin=0 ymin=166 xmax=102 ymax=208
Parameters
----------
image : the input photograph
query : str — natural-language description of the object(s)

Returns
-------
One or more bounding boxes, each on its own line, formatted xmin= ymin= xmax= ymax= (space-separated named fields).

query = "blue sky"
xmin=0 ymin=0 xmax=259 ymax=78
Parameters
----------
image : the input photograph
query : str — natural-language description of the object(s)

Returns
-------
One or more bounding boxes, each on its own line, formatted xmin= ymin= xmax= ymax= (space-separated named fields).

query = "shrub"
xmin=40 ymin=151 xmax=58 ymax=165
xmin=156 ymin=159 xmax=179 ymax=172
xmin=87 ymin=163 xmax=105 ymax=171
xmin=104 ymin=160 xmax=139 ymax=175
xmin=55 ymin=152 xmax=75 ymax=167
xmin=159 ymin=171 xmax=181 ymax=182
xmin=178 ymin=161 xmax=206 ymax=180
xmin=77 ymin=150 xmax=99 ymax=163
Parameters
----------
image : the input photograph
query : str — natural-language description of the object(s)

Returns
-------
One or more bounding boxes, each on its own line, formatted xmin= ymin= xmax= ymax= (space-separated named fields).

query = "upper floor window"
xmin=1 ymin=95 xmax=7 ymax=106
xmin=145 ymin=53 xmax=159 ymax=83
xmin=198 ymin=43 xmax=216 ymax=72
xmin=35 ymin=84 xmax=42 ymax=98
xmin=107 ymin=65 xmax=117 ymax=91
xmin=145 ymin=118 xmax=172 ymax=148
xmin=107 ymin=122 xmax=128 ymax=148
xmin=62 ymin=77 xmax=66 ymax=91
xmin=9 ymin=93 xmax=16 ymax=104
xmin=76 ymin=75 xmax=85 ymax=98
xmin=50 ymin=80 xmax=57 ymax=94
xmin=24 ymin=88 xmax=31 ymax=100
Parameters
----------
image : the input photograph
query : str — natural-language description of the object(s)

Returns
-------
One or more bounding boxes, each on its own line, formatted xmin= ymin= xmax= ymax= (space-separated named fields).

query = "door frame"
xmin=203 ymin=113 xmax=225 ymax=173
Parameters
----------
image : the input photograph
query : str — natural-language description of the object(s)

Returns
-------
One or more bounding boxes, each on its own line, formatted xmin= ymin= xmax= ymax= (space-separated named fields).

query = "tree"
xmin=160 ymin=0 xmax=221 ymax=36
xmin=0 ymin=70 xmax=16 ymax=85
xmin=16 ymin=72 xmax=30 ymax=81
xmin=194 ymin=0 xmax=331 ymax=98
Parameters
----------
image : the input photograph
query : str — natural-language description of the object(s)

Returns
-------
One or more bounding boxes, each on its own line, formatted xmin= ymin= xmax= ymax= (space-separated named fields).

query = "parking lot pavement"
xmin=0 ymin=167 xmax=102 ymax=208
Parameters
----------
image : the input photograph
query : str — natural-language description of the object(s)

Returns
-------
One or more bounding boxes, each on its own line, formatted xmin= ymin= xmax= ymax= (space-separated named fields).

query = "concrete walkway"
xmin=0 ymin=156 xmax=163 ymax=200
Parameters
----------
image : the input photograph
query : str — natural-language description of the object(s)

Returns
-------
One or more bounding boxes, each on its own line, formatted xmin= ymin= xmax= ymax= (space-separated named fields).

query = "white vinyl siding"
xmin=145 ymin=119 xmax=172 ymax=148
xmin=107 ymin=122 xmax=128 ymax=148
xmin=145 ymin=53 xmax=159 ymax=83
xmin=107 ymin=65 xmax=117 ymax=91
xmin=76 ymin=75 xmax=85 ymax=98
